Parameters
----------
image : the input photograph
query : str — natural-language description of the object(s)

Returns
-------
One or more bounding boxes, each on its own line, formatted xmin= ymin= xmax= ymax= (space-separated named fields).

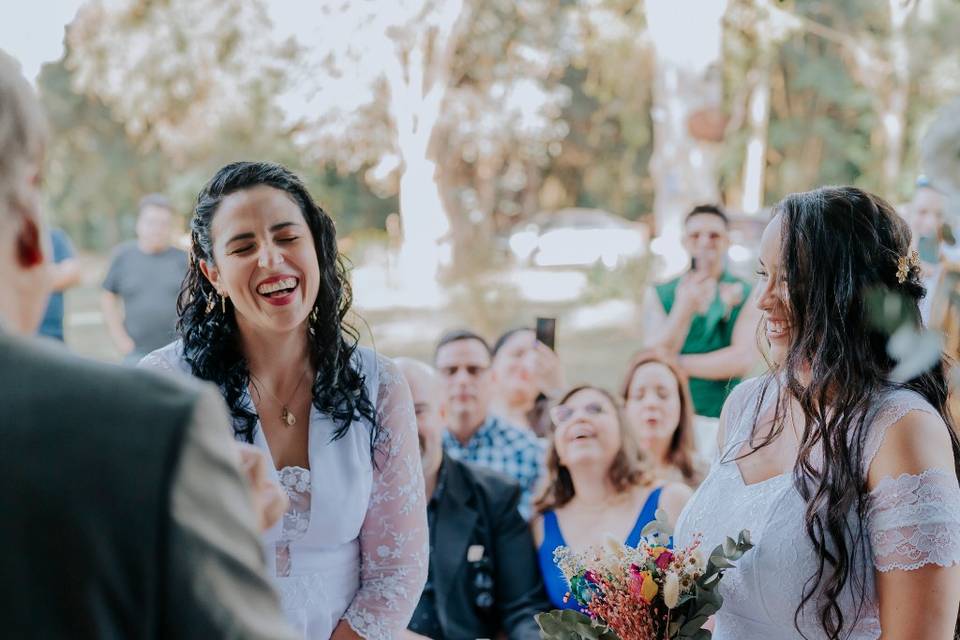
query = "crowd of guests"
xmin=396 ymin=325 xmax=710 ymax=638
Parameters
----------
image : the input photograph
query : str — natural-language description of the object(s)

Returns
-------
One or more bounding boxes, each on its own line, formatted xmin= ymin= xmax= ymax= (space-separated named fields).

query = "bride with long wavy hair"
xmin=674 ymin=186 xmax=960 ymax=639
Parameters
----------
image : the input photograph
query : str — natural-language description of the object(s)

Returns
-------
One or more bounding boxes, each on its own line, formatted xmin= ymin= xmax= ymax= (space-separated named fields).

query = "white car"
xmin=507 ymin=208 xmax=648 ymax=269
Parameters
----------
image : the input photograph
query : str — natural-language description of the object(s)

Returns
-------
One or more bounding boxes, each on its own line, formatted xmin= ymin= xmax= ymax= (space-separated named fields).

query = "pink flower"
xmin=655 ymin=550 xmax=674 ymax=571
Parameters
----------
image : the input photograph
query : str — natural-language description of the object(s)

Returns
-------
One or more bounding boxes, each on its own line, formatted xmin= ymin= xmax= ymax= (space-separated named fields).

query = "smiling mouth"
xmin=766 ymin=319 xmax=791 ymax=338
xmin=256 ymin=277 xmax=299 ymax=298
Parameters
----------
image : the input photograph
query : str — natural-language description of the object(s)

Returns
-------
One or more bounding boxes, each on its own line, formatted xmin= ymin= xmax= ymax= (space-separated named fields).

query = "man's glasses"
xmin=439 ymin=364 xmax=489 ymax=377
xmin=550 ymin=401 xmax=608 ymax=426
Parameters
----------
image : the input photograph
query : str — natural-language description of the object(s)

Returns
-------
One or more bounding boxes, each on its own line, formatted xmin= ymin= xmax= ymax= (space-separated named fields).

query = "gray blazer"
xmin=0 ymin=330 xmax=296 ymax=639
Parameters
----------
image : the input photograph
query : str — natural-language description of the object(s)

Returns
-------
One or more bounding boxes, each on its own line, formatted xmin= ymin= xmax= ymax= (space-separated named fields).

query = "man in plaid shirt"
xmin=435 ymin=330 xmax=545 ymax=519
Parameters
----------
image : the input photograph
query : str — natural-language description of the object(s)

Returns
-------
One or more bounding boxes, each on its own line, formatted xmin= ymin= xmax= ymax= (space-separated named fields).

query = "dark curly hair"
xmin=740 ymin=186 xmax=960 ymax=638
xmin=177 ymin=161 xmax=378 ymax=453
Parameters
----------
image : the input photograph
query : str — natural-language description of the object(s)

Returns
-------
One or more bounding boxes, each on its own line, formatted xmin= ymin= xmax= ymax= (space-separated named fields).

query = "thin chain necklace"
xmin=249 ymin=369 xmax=309 ymax=427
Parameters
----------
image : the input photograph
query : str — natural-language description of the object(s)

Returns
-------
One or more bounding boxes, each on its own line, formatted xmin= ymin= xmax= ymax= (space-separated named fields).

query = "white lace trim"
xmin=340 ymin=355 xmax=428 ymax=640
xmin=867 ymin=468 xmax=960 ymax=572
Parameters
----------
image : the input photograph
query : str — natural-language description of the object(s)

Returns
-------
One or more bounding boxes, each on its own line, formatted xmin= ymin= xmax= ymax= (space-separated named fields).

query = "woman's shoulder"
xmin=862 ymin=386 xmax=950 ymax=480
xmin=138 ymin=340 xmax=191 ymax=376
xmin=726 ymin=373 xmax=773 ymax=405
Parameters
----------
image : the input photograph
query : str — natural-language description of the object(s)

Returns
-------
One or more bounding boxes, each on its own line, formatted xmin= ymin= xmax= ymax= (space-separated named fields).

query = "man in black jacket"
xmin=397 ymin=358 xmax=550 ymax=640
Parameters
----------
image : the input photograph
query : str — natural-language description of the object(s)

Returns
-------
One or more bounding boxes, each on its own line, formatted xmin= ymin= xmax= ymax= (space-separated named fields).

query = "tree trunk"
xmin=386 ymin=0 xmax=468 ymax=293
xmin=879 ymin=0 xmax=912 ymax=197
xmin=740 ymin=64 xmax=771 ymax=215
xmin=646 ymin=0 xmax=728 ymax=275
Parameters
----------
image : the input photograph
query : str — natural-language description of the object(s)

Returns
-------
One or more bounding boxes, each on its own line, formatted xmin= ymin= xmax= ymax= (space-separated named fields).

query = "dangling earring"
xmin=205 ymin=292 xmax=216 ymax=314
xmin=221 ymin=293 xmax=227 ymax=314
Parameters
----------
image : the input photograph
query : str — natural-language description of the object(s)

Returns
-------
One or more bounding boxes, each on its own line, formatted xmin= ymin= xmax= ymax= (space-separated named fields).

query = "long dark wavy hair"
xmin=177 ymin=161 xmax=378 ymax=453
xmin=740 ymin=186 xmax=960 ymax=638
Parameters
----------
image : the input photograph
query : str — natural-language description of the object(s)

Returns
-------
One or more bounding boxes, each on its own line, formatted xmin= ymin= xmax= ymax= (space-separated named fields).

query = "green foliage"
xmin=536 ymin=610 xmax=619 ymax=640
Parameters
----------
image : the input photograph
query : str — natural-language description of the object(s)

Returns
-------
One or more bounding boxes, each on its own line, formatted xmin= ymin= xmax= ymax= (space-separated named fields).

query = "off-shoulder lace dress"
xmin=141 ymin=343 xmax=428 ymax=639
xmin=674 ymin=375 xmax=960 ymax=639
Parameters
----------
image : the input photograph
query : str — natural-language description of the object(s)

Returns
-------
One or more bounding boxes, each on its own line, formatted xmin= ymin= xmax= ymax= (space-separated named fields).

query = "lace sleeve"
xmin=343 ymin=355 xmax=429 ymax=639
xmin=137 ymin=351 xmax=177 ymax=372
xmin=867 ymin=469 xmax=960 ymax=572
xmin=137 ymin=342 xmax=188 ymax=376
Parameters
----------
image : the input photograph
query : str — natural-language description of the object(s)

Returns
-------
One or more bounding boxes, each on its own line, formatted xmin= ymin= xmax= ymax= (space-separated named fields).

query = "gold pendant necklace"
xmin=250 ymin=369 xmax=309 ymax=428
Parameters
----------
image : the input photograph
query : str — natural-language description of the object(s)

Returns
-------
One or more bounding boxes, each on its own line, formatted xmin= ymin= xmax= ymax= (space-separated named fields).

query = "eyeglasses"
xmin=550 ymin=401 xmax=608 ymax=426
xmin=439 ymin=364 xmax=489 ymax=378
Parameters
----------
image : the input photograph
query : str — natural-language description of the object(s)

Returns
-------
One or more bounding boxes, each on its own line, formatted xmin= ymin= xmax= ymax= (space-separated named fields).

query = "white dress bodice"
xmin=674 ymin=375 xmax=960 ymax=639
xmin=141 ymin=342 xmax=428 ymax=639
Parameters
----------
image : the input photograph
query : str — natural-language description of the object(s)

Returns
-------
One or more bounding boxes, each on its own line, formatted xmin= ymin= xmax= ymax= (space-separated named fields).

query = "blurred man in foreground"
xmin=0 ymin=48 xmax=295 ymax=639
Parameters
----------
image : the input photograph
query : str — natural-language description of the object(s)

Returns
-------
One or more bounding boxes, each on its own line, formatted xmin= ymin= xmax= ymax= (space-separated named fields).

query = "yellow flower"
xmin=663 ymin=571 xmax=680 ymax=609
xmin=650 ymin=546 xmax=669 ymax=561
xmin=639 ymin=570 xmax=659 ymax=602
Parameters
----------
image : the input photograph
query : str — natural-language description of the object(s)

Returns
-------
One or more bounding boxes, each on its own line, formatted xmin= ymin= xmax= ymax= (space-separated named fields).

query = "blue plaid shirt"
xmin=443 ymin=415 xmax=545 ymax=519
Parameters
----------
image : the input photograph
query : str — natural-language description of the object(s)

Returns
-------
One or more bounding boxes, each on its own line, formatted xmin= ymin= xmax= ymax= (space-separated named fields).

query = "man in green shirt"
xmin=644 ymin=205 xmax=761 ymax=427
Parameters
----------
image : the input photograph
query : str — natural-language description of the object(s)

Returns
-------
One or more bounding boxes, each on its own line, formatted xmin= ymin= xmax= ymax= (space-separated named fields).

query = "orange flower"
xmin=629 ymin=569 xmax=659 ymax=603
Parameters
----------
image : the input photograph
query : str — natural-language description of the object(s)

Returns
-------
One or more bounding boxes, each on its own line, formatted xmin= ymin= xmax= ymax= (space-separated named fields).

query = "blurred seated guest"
xmin=397 ymin=358 xmax=550 ymax=640
xmin=435 ymin=329 xmax=545 ymax=519
xmin=101 ymin=193 xmax=188 ymax=362
xmin=906 ymin=176 xmax=950 ymax=324
xmin=489 ymin=327 xmax=566 ymax=438
xmin=641 ymin=205 xmax=760 ymax=431
xmin=0 ymin=48 xmax=295 ymax=640
xmin=532 ymin=385 xmax=692 ymax=610
xmin=621 ymin=350 xmax=707 ymax=487
xmin=37 ymin=227 xmax=81 ymax=341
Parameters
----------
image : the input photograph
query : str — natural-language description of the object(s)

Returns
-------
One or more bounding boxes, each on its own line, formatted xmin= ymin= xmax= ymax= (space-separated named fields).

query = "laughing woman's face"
xmin=200 ymin=185 xmax=321 ymax=335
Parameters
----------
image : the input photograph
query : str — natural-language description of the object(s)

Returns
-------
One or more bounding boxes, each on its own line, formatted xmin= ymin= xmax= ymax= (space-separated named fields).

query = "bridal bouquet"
xmin=536 ymin=512 xmax=752 ymax=640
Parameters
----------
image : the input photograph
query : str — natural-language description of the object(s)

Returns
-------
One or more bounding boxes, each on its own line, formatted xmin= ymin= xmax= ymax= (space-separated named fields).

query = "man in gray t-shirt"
xmin=102 ymin=195 xmax=187 ymax=361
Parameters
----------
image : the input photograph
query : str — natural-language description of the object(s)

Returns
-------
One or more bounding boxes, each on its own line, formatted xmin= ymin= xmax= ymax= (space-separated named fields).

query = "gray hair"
xmin=0 ymin=49 xmax=47 ymax=216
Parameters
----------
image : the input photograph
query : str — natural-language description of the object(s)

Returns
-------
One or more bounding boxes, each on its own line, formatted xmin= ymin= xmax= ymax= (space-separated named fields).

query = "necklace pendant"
xmin=281 ymin=407 xmax=297 ymax=427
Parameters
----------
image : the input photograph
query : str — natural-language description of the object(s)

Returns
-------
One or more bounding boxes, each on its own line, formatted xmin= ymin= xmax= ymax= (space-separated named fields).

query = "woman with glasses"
xmin=531 ymin=385 xmax=692 ymax=609
xmin=621 ymin=350 xmax=707 ymax=487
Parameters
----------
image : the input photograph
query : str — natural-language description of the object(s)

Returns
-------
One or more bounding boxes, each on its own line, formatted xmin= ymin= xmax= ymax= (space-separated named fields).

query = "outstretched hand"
xmin=237 ymin=443 xmax=288 ymax=532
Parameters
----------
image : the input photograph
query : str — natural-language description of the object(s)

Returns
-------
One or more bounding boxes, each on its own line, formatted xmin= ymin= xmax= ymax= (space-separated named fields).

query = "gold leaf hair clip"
xmin=896 ymin=250 xmax=921 ymax=284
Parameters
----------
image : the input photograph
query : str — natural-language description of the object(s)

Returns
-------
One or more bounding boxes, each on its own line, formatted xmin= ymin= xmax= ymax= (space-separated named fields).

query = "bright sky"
xmin=0 ymin=0 xmax=84 ymax=82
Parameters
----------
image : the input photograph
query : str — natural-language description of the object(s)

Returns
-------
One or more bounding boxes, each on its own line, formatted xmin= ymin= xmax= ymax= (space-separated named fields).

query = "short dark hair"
xmin=685 ymin=204 xmax=729 ymax=228
xmin=138 ymin=193 xmax=174 ymax=216
xmin=435 ymin=329 xmax=491 ymax=361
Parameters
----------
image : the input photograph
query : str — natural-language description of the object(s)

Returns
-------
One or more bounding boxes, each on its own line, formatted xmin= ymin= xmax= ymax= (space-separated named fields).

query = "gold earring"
xmin=221 ymin=294 xmax=227 ymax=314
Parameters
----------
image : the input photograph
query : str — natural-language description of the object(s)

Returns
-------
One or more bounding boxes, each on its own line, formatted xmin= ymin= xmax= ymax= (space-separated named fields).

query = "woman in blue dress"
xmin=531 ymin=385 xmax=692 ymax=609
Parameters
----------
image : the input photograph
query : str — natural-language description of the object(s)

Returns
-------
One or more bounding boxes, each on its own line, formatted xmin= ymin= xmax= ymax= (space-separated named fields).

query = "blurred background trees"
xmin=42 ymin=0 xmax=960 ymax=269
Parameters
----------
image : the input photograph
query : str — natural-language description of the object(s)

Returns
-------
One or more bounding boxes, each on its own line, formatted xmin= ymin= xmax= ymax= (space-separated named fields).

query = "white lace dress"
xmin=674 ymin=375 xmax=960 ymax=639
xmin=140 ymin=342 xmax=428 ymax=640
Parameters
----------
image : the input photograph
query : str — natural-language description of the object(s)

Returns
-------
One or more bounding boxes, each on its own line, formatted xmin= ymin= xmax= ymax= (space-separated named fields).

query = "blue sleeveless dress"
xmin=538 ymin=487 xmax=663 ymax=610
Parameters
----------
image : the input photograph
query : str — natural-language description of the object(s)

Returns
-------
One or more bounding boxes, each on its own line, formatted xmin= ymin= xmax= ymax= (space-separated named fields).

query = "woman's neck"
xmin=567 ymin=465 xmax=622 ymax=507
xmin=239 ymin=320 xmax=312 ymax=386
xmin=642 ymin=437 xmax=672 ymax=470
